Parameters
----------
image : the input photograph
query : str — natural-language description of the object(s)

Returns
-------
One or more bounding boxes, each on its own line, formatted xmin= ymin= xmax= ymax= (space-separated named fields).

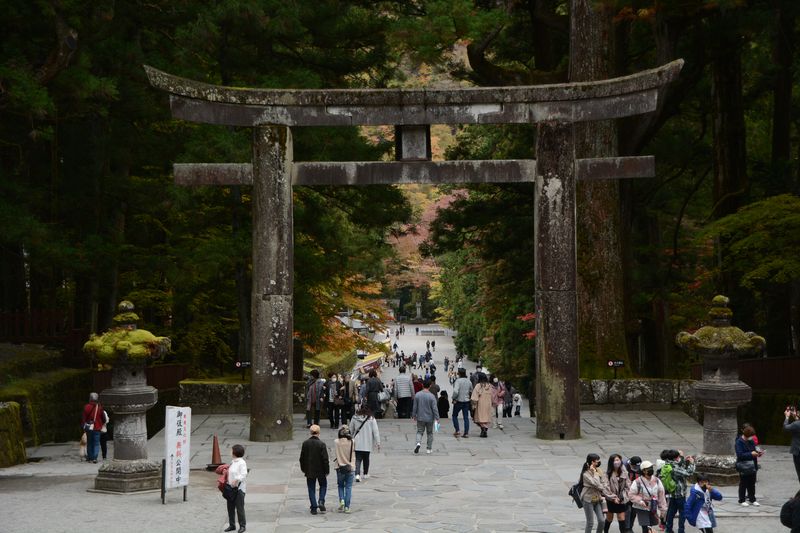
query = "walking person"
xmin=99 ymin=409 xmax=110 ymax=461
xmin=393 ymin=366 xmax=415 ymax=418
xmin=664 ymin=449 xmax=695 ymax=533
xmin=579 ymin=453 xmax=617 ymax=533
xmin=333 ymin=425 xmax=355 ymax=513
xmin=685 ymin=474 xmax=722 ymax=533
xmin=349 ymin=405 xmax=380 ymax=482
xmin=629 ymin=460 xmax=667 ymax=533
xmin=224 ymin=444 xmax=247 ymax=532
xmin=438 ymin=390 xmax=450 ymax=419
xmin=452 ymin=368 xmax=473 ymax=438
xmin=300 ymin=425 xmax=330 ymax=515
xmin=471 ymin=373 xmax=494 ymax=438
xmin=80 ymin=392 xmax=104 ymax=463
xmin=306 ymin=370 xmax=324 ymax=428
xmin=324 ymin=373 xmax=342 ymax=429
xmin=341 ymin=373 xmax=355 ymax=426
xmin=735 ymin=423 xmax=763 ymax=506
xmin=784 ymin=405 xmax=800 ymax=484
xmin=502 ymin=381 xmax=515 ymax=418
xmin=604 ymin=453 xmax=631 ymax=533
xmin=411 ymin=379 xmax=439 ymax=454
xmin=365 ymin=370 xmax=384 ymax=417
xmin=491 ymin=376 xmax=506 ymax=429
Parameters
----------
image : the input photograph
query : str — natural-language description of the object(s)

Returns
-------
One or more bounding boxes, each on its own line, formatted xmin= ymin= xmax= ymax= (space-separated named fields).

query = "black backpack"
xmin=780 ymin=498 xmax=798 ymax=528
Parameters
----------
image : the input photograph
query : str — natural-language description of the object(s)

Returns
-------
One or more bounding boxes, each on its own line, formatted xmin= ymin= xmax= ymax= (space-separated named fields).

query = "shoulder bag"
xmin=735 ymin=460 xmax=756 ymax=475
xmin=83 ymin=404 xmax=99 ymax=432
xmin=568 ymin=482 xmax=584 ymax=508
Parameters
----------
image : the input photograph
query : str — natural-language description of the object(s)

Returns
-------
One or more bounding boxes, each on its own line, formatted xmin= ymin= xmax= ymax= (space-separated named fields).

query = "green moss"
xmin=84 ymin=327 xmax=170 ymax=363
xmin=0 ymin=368 xmax=92 ymax=445
xmin=0 ymin=402 xmax=26 ymax=466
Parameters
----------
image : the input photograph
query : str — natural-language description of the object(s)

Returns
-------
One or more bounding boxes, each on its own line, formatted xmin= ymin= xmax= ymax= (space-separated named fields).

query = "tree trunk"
xmin=569 ymin=0 xmax=629 ymax=376
xmin=711 ymin=18 xmax=748 ymax=219
xmin=770 ymin=0 xmax=795 ymax=194
xmin=231 ymin=185 xmax=252 ymax=364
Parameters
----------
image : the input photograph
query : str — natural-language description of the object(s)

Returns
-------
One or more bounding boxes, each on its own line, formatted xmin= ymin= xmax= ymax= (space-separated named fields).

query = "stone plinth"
xmin=675 ymin=295 xmax=764 ymax=485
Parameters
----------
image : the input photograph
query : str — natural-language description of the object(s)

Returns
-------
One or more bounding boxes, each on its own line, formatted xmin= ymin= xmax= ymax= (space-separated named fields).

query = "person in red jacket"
xmin=81 ymin=392 xmax=104 ymax=463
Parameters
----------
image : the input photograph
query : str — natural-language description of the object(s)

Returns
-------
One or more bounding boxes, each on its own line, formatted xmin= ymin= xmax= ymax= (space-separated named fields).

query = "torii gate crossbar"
xmin=146 ymin=60 xmax=683 ymax=442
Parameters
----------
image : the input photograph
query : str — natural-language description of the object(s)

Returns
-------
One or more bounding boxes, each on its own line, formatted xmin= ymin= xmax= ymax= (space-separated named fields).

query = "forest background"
xmin=1 ymin=0 xmax=799 ymax=384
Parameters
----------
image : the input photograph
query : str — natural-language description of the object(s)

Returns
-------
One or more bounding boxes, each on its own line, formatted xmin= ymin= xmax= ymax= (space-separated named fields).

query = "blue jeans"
xmin=336 ymin=469 xmax=354 ymax=508
xmin=452 ymin=401 xmax=470 ymax=435
xmin=306 ymin=476 xmax=327 ymax=510
xmin=86 ymin=430 xmax=100 ymax=461
xmin=665 ymin=495 xmax=685 ymax=533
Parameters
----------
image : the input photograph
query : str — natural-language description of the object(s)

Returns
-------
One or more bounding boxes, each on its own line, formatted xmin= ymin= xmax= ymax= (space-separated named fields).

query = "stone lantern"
xmin=83 ymin=301 xmax=170 ymax=492
xmin=675 ymin=295 xmax=764 ymax=484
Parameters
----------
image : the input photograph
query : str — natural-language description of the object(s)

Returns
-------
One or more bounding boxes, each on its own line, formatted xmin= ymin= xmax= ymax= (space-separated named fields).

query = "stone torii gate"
xmin=146 ymin=60 xmax=682 ymax=442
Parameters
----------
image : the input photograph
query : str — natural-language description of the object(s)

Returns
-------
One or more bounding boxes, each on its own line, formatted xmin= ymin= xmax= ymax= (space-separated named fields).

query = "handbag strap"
xmin=90 ymin=403 xmax=99 ymax=422
xmin=352 ymin=416 xmax=370 ymax=438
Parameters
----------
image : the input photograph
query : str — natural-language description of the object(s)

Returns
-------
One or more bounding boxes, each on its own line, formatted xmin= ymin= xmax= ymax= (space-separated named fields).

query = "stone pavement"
xmin=1 ymin=324 xmax=794 ymax=532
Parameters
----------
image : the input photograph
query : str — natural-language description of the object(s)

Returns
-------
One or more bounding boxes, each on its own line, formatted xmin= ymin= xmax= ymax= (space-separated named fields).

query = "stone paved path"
xmin=1 ymin=324 xmax=794 ymax=532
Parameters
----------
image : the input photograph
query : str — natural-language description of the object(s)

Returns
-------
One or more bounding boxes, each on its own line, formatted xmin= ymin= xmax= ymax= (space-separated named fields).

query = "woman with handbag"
xmin=628 ymin=460 xmax=667 ymax=533
xmin=80 ymin=392 xmax=104 ymax=463
xmin=580 ymin=453 xmax=617 ymax=533
xmin=334 ymin=425 xmax=356 ymax=513
xmin=349 ymin=405 xmax=380 ymax=482
xmin=735 ymin=423 xmax=763 ymax=506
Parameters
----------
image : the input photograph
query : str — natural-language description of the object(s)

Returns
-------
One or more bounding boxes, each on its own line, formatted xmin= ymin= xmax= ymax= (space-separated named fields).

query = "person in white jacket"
xmin=349 ymin=405 xmax=380 ymax=482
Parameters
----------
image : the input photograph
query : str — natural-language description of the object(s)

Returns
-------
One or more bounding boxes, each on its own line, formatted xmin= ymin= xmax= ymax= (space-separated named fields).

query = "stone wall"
xmin=180 ymin=380 xmax=308 ymax=414
xmin=0 ymin=401 xmax=26 ymax=466
xmin=580 ymin=378 xmax=696 ymax=410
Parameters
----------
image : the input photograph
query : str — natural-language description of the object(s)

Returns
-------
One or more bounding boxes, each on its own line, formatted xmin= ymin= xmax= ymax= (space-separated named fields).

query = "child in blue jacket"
xmin=684 ymin=473 xmax=722 ymax=532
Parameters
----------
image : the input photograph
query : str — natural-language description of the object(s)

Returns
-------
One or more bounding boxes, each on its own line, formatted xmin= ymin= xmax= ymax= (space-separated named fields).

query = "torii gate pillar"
xmin=535 ymin=122 xmax=580 ymax=439
xmin=250 ymin=125 xmax=294 ymax=441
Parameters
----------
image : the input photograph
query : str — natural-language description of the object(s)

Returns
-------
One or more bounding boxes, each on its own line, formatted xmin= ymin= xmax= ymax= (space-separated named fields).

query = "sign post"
xmin=235 ymin=360 xmax=251 ymax=382
xmin=607 ymin=360 xmax=625 ymax=379
xmin=163 ymin=405 xmax=191 ymax=503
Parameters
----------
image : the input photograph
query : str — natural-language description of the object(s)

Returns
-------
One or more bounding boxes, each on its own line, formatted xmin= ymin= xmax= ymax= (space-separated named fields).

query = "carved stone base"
xmin=93 ymin=459 xmax=162 ymax=493
xmin=694 ymin=454 xmax=740 ymax=486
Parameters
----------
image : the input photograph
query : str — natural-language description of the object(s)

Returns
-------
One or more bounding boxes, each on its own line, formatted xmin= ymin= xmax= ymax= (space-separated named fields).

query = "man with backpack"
xmin=662 ymin=449 xmax=695 ymax=533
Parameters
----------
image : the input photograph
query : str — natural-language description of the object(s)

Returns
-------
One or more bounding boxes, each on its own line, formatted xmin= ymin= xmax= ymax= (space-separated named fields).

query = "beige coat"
xmin=581 ymin=469 xmax=615 ymax=504
xmin=471 ymin=383 xmax=494 ymax=424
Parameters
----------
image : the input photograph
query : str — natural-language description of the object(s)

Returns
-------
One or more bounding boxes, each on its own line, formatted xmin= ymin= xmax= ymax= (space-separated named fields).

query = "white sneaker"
xmin=752 ymin=501 xmax=760 ymax=507
xmin=426 ymin=449 xmax=431 ymax=454
xmin=741 ymin=501 xmax=750 ymax=507
xmin=362 ymin=474 xmax=369 ymax=480
xmin=355 ymin=475 xmax=360 ymax=482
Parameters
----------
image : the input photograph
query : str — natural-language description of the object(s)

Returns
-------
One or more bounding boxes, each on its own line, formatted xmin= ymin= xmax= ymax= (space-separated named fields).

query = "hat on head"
xmin=309 ymin=424 xmax=320 ymax=435
xmin=640 ymin=460 xmax=654 ymax=470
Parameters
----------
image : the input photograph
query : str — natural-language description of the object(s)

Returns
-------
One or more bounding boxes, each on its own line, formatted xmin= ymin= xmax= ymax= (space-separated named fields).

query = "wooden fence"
xmin=0 ymin=309 xmax=89 ymax=368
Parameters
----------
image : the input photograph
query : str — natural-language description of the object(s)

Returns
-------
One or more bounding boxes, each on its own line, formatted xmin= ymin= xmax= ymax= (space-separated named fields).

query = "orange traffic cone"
xmin=206 ymin=434 xmax=223 ymax=470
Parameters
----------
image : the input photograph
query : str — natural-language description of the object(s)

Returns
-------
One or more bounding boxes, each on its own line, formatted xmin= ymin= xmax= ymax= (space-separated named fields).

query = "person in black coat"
xmin=365 ymin=370 xmax=384 ymax=417
xmin=781 ymin=489 xmax=800 ymax=533
xmin=300 ymin=425 xmax=330 ymax=514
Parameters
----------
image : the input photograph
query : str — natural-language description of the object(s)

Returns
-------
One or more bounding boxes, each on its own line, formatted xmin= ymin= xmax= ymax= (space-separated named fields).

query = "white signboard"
xmin=164 ymin=405 xmax=191 ymax=489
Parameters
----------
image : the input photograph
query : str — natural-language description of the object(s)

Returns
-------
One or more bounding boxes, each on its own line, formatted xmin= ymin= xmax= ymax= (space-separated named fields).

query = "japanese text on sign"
xmin=165 ymin=405 xmax=191 ymax=489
